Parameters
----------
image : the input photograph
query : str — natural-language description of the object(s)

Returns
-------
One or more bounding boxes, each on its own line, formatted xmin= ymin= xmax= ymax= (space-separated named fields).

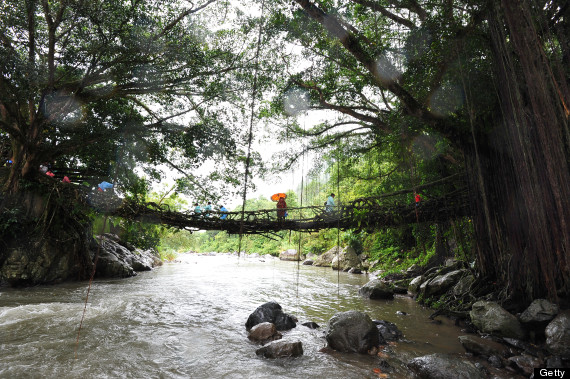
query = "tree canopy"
xmin=0 ymin=0 xmax=266 ymax=201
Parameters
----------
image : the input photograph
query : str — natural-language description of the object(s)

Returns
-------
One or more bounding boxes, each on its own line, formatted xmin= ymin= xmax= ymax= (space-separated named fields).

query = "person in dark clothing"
xmin=276 ymin=196 xmax=287 ymax=223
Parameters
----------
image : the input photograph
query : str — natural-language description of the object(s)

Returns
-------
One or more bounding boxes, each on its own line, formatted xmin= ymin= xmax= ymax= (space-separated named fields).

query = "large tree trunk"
xmin=469 ymin=0 xmax=570 ymax=306
xmin=3 ymin=138 xmax=40 ymax=194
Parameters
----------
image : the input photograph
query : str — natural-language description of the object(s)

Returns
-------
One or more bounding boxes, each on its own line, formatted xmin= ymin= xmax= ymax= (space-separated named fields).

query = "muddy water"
xmin=0 ymin=254 xmax=472 ymax=378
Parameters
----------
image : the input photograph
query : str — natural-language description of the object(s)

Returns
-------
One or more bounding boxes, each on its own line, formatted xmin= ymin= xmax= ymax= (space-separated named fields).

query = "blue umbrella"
xmin=98 ymin=181 xmax=114 ymax=191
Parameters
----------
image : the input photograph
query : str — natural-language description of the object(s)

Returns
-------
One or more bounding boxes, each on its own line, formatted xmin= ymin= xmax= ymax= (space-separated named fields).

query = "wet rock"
xmin=358 ymin=279 xmax=394 ymax=300
xmin=92 ymin=234 xmax=162 ymax=279
xmin=301 ymin=322 xmax=320 ymax=329
xmin=248 ymin=322 xmax=282 ymax=345
xmin=408 ymin=276 xmax=424 ymax=295
xmin=451 ymin=274 xmax=475 ymax=296
xmin=95 ymin=247 xmax=136 ymax=278
xmin=470 ymin=301 xmax=525 ymax=339
xmin=331 ymin=246 xmax=361 ymax=271
xmin=488 ymin=355 xmax=503 ymax=368
xmin=326 ymin=310 xmax=382 ymax=354
xmin=545 ymin=310 xmax=570 ymax=358
xmin=507 ymin=354 xmax=543 ymax=376
xmin=347 ymin=267 xmax=362 ymax=274
xmin=373 ymin=320 xmax=403 ymax=341
xmin=302 ymin=259 xmax=314 ymax=265
xmin=519 ymin=299 xmax=559 ymax=324
xmin=424 ymin=269 xmax=466 ymax=297
xmin=245 ymin=302 xmax=297 ymax=331
xmin=255 ymin=340 xmax=303 ymax=358
xmin=279 ymin=249 xmax=301 ymax=261
xmin=313 ymin=246 xmax=340 ymax=267
xmin=407 ymin=353 xmax=485 ymax=379
xmin=458 ymin=335 xmax=507 ymax=357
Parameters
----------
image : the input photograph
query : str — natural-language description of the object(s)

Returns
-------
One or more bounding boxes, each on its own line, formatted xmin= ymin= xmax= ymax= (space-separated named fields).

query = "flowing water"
xmin=0 ymin=254 xmax=470 ymax=378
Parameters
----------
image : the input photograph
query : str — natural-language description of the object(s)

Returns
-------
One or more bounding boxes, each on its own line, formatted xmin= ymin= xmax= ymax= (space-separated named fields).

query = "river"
xmin=0 ymin=253 xmax=470 ymax=379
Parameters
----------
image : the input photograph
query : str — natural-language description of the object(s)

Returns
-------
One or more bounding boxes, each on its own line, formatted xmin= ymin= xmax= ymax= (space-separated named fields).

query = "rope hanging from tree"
xmin=237 ymin=0 xmax=266 ymax=257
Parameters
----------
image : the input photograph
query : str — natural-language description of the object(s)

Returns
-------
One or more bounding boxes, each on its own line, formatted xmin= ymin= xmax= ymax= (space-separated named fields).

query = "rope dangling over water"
xmin=237 ymin=0 xmax=266 ymax=258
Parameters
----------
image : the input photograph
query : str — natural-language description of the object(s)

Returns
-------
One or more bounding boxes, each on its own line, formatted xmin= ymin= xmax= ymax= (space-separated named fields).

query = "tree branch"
xmin=349 ymin=0 xmax=416 ymax=28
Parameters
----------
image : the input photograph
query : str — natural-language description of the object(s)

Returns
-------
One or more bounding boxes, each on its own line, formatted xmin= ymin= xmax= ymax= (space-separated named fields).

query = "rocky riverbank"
xmin=0 ymin=231 xmax=162 ymax=286
xmin=210 ymin=246 xmax=569 ymax=377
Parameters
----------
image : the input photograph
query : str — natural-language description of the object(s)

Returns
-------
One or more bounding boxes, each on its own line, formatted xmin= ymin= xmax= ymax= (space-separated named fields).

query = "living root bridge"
xmin=110 ymin=187 xmax=471 ymax=235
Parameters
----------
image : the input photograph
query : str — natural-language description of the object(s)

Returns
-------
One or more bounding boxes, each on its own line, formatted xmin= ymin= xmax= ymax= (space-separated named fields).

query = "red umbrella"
xmin=271 ymin=193 xmax=287 ymax=202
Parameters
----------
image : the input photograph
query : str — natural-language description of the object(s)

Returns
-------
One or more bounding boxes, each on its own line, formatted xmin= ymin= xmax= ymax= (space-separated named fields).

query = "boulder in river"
xmin=407 ymin=353 xmax=485 ymax=379
xmin=94 ymin=234 xmax=161 ymax=279
xmin=247 ymin=322 xmax=282 ymax=345
xmin=373 ymin=320 xmax=403 ymax=341
xmin=245 ymin=302 xmax=297 ymax=331
xmin=469 ymin=301 xmax=525 ymax=340
xmin=358 ymin=279 xmax=394 ymax=300
xmin=255 ymin=340 xmax=303 ymax=358
xmin=326 ymin=310 xmax=382 ymax=354
xmin=279 ymin=249 xmax=301 ymax=261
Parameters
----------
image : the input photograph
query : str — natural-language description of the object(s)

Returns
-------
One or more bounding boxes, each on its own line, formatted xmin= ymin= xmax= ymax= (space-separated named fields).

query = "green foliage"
xmin=0 ymin=206 xmax=24 ymax=240
xmin=121 ymin=220 xmax=164 ymax=251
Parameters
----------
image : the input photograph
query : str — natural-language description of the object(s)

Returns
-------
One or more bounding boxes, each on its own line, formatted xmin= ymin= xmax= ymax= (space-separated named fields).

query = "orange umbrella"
xmin=271 ymin=193 xmax=287 ymax=202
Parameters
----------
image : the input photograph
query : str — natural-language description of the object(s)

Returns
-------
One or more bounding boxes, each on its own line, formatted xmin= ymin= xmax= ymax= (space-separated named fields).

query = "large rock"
xmin=359 ymin=279 xmax=394 ymax=300
xmin=0 ymin=205 xmax=95 ymax=286
xmin=507 ymin=355 xmax=543 ymax=376
xmin=407 ymin=353 xmax=484 ymax=379
xmin=408 ymin=276 xmax=424 ymax=295
xmin=248 ymin=322 xmax=282 ymax=345
xmin=458 ymin=335 xmax=507 ymax=357
xmin=374 ymin=320 xmax=403 ymax=341
xmin=255 ymin=340 xmax=303 ymax=358
xmin=94 ymin=234 xmax=161 ymax=278
xmin=279 ymin=249 xmax=301 ymax=261
xmin=545 ymin=310 xmax=570 ymax=358
xmin=470 ymin=301 xmax=525 ymax=339
xmin=423 ymin=269 xmax=466 ymax=297
xmin=519 ymin=299 xmax=559 ymax=324
xmin=330 ymin=246 xmax=361 ymax=271
xmin=313 ymin=246 xmax=341 ymax=267
xmin=245 ymin=302 xmax=297 ymax=331
xmin=95 ymin=245 xmax=136 ymax=278
xmin=451 ymin=274 xmax=475 ymax=296
xmin=326 ymin=310 xmax=381 ymax=354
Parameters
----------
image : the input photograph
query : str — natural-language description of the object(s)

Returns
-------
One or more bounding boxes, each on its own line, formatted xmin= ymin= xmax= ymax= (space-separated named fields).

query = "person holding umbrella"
xmin=273 ymin=193 xmax=287 ymax=224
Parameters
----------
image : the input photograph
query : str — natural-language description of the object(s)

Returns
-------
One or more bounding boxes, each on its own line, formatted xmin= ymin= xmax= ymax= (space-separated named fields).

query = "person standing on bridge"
xmin=219 ymin=205 xmax=228 ymax=220
xmin=326 ymin=193 xmax=335 ymax=213
xmin=193 ymin=203 xmax=201 ymax=215
xmin=276 ymin=196 xmax=287 ymax=224
xmin=204 ymin=202 xmax=212 ymax=217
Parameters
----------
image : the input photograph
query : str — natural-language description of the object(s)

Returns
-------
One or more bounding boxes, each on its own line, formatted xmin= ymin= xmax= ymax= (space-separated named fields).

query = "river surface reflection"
xmin=0 ymin=253 xmax=469 ymax=378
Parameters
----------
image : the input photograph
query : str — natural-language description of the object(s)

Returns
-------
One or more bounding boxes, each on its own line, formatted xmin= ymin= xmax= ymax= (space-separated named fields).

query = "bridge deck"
xmin=107 ymin=188 xmax=470 ymax=234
